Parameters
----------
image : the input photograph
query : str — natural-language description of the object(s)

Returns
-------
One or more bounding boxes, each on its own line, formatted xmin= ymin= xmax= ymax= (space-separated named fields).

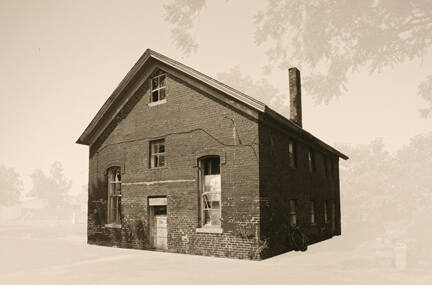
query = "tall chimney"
xmin=289 ymin=67 xmax=302 ymax=127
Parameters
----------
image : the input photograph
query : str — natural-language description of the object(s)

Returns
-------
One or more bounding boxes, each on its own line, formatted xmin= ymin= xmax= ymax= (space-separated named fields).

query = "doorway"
xmin=149 ymin=197 xmax=167 ymax=250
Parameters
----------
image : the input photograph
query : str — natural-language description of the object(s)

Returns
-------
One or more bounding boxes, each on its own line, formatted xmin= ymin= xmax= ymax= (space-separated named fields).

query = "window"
xmin=308 ymin=149 xmax=315 ymax=173
xmin=289 ymin=199 xmax=297 ymax=227
xmin=107 ymin=167 xmax=121 ymax=225
xmin=324 ymin=157 xmax=329 ymax=177
xmin=150 ymin=73 xmax=166 ymax=103
xmin=327 ymin=157 xmax=336 ymax=178
xmin=150 ymin=139 xmax=165 ymax=168
xmin=331 ymin=200 xmax=336 ymax=230
xmin=324 ymin=200 xmax=329 ymax=223
xmin=288 ymin=140 xmax=297 ymax=168
xmin=199 ymin=156 xmax=221 ymax=227
xmin=310 ymin=200 xmax=316 ymax=225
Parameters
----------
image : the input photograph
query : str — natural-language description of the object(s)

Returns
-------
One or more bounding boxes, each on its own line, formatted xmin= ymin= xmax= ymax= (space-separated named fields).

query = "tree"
xmin=338 ymin=132 xmax=432 ymax=248
xmin=30 ymin=161 xmax=72 ymax=207
xmin=216 ymin=66 xmax=289 ymax=116
xmin=164 ymin=0 xmax=206 ymax=55
xmin=0 ymin=165 xmax=22 ymax=206
xmin=164 ymin=0 xmax=432 ymax=115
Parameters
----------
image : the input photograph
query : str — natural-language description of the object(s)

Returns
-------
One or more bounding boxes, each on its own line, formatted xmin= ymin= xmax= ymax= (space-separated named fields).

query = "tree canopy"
xmin=0 ymin=165 xmax=22 ymax=206
xmin=164 ymin=0 xmax=432 ymax=115
xmin=30 ymin=161 xmax=72 ymax=207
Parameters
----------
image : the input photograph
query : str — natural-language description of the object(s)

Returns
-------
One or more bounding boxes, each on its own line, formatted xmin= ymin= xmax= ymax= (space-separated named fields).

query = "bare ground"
xmin=0 ymin=220 xmax=430 ymax=285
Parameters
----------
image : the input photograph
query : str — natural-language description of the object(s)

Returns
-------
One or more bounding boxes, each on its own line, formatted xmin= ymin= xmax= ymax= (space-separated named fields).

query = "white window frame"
xmin=150 ymin=73 xmax=166 ymax=104
xmin=199 ymin=156 xmax=222 ymax=229
xmin=107 ymin=167 xmax=121 ymax=227
xmin=150 ymin=139 xmax=165 ymax=168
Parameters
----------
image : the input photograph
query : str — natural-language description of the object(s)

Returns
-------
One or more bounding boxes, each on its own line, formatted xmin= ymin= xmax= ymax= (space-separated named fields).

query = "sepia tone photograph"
xmin=1 ymin=0 xmax=431 ymax=284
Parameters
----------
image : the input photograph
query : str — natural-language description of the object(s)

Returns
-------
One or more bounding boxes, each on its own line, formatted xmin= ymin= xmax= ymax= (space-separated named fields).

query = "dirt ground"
xmin=1 ymin=220 xmax=431 ymax=285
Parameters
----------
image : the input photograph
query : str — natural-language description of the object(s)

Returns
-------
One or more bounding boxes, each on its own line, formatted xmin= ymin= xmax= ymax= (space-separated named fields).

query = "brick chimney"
xmin=289 ymin=67 xmax=302 ymax=127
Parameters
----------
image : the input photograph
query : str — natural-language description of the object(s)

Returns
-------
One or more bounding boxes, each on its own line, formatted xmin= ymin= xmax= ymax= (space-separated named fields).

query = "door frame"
xmin=148 ymin=196 xmax=167 ymax=249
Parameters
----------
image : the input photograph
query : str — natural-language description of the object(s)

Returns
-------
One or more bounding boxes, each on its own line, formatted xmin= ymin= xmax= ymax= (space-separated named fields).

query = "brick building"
xmin=76 ymin=49 xmax=348 ymax=260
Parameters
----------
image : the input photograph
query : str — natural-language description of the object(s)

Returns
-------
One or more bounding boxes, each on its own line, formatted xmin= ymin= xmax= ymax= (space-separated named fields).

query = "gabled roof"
xmin=76 ymin=49 xmax=348 ymax=160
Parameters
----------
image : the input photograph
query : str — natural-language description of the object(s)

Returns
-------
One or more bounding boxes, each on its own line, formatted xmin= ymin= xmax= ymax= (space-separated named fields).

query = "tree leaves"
xmin=163 ymin=0 xmax=432 ymax=114
xmin=254 ymin=0 xmax=432 ymax=107
xmin=0 ymin=165 xmax=22 ymax=206
xmin=30 ymin=161 xmax=72 ymax=207
xmin=164 ymin=0 xmax=205 ymax=55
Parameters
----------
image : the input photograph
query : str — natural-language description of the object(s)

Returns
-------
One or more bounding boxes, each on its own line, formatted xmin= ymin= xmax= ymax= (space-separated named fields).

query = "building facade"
xmin=76 ymin=49 xmax=348 ymax=260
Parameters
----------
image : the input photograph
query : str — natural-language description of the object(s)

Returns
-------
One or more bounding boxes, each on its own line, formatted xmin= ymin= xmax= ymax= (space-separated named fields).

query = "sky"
xmin=1 ymin=0 xmax=431 ymax=193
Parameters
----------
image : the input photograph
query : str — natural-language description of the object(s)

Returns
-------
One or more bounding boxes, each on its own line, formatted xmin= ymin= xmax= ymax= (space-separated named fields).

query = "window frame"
xmin=331 ymin=200 xmax=336 ymax=230
xmin=150 ymin=73 xmax=167 ymax=104
xmin=198 ymin=156 xmax=222 ymax=229
xmin=310 ymin=200 xmax=316 ymax=225
xmin=308 ymin=149 xmax=315 ymax=173
xmin=289 ymin=199 xmax=297 ymax=227
xmin=106 ymin=166 xmax=122 ymax=227
xmin=149 ymin=139 xmax=166 ymax=168
xmin=324 ymin=200 xmax=329 ymax=223
xmin=324 ymin=157 xmax=329 ymax=177
xmin=288 ymin=140 xmax=297 ymax=169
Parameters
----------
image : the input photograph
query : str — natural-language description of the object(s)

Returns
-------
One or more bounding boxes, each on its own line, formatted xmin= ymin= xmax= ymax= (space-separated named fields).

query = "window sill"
xmin=148 ymin=99 xmax=167 ymax=107
xmin=104 ymin=224 xmax=122 ymax=229
xmin=149 ymin=166 xmax=168 ymax=170
xmin=196 ymin=227 xmax=223 ymax=234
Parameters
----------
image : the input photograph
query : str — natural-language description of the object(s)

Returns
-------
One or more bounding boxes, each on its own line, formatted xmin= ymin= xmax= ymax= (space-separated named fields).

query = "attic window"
xmin=150 ymin=73 xmax=166 ymax=104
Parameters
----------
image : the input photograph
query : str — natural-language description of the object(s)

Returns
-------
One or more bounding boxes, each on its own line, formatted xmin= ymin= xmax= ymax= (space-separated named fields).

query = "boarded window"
xmin=107 ymin=167 xmax=121 ymax=225
xmin=288 ymin=140 xmax=297 ymax=168
xmin=150 ymin=139 xmax=165 ymax=168
xmin=199 ymin=156 xmax=221 ymax=227
xmin=150 ymin=73 xmax=166 ymax=103
xmin=289 ymin=199 xmax=297 ymax=227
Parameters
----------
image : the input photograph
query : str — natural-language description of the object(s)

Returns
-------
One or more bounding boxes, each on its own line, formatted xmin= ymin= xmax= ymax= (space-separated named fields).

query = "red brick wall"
xmin=258 ymin=114 xmax=342 ymax=258
xmin=87 ymin=66 xmax=264 ymax=259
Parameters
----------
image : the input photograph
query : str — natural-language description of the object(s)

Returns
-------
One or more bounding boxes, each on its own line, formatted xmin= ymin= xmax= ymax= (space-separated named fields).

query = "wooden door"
xmin=155 ymin=215 xmax=167 ymax=250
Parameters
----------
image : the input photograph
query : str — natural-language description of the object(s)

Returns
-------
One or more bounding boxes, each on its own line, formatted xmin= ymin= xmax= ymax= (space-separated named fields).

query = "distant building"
xmin=76 ymin=49 xmax=348 ymax=260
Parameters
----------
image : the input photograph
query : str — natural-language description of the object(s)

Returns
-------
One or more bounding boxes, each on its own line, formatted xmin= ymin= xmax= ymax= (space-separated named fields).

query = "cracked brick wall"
xmin=87 ymin=65 xmax=263 ymax=260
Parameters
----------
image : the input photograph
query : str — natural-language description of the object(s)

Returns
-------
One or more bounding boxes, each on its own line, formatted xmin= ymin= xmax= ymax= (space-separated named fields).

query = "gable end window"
xmin=199 ymin=156 xmax=221 ymax=228
xmin=288 ymin=140 xmax=297 ymax=168
xmin=150 ymin=139 xmax=165 ymax=168
xmin=107 ymin=167 xmax=121 ymax=226
xmin=150 ymin=73 xmax=166 ymax=103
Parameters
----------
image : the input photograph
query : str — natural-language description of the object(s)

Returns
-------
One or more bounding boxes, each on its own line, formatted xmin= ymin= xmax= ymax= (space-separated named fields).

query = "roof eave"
xmin=264 ymin=106 xmax=349 ymax=160
xmin=76 ymin=48 xmax=266 ymax=146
